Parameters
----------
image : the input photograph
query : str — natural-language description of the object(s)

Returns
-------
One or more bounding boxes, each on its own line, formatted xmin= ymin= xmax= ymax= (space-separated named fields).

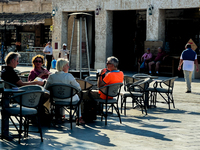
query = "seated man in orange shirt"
xmin=90 ymin=56 xmax=124 ymax=99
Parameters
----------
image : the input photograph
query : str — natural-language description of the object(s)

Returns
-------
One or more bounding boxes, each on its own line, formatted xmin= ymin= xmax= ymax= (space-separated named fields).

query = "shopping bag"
xmin=140 ymin=61 xmax=145 ymax=69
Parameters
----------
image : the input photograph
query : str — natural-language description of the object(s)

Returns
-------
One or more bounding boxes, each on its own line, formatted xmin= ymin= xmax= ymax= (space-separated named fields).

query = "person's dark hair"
xmin=5 ymin=52 xmax=20 ymax=65
xmin=186 ymin=44 xmax=191 ymax=48
xmin=107 ymin=56 xmax=119 ymax=68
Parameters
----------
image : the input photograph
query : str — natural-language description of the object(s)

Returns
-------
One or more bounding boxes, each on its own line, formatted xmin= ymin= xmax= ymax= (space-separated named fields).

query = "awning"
xmin=0 ymin=13 xmax=52 ymax=25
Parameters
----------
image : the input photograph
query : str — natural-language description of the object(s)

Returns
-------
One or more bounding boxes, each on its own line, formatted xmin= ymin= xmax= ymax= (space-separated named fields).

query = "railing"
xmin=26 ymin=47 xmax=44 ymax=52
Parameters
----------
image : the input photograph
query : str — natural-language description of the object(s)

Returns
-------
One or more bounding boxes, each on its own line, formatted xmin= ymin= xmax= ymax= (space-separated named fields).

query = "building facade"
xmin=0 ymin=0 xmax=52 ymax=64
xmin=49 ymin=1 xmax=200 ymax=71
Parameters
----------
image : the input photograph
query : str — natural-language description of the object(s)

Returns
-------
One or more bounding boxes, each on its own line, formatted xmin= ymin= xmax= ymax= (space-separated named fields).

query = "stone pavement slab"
xmin=0 ymin=65 xmax=200 ymax=149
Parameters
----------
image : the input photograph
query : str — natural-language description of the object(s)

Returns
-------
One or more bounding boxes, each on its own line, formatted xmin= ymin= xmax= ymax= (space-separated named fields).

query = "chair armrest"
xmin=153 ymin=80 xmax=162 ymax=88
xmin=129 ymin=84 xmax=144 ymax=92
xmin=125 ymin=83 xmax=132 ymax=88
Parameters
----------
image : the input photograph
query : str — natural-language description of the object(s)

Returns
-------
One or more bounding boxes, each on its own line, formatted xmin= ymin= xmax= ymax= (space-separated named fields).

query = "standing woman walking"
xmin=43 ymin=41 xmax=54 ymax=71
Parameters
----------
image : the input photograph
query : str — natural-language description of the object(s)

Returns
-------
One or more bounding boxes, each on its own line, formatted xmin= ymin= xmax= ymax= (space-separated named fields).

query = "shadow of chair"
xmin=148 ymin=76 xmax=178 ymax=109
xmin=47 ymin=83 xmax=81 ymax=129
xmin=4 ymin=90 xmax=44 ymax=144
xmin=93 ymin=83 xmax=123 ymax=125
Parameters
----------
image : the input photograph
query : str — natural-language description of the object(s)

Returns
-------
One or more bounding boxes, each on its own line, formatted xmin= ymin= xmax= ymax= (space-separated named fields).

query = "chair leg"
xmin=19 ymin=115 xmax=22 ymax=144
xmin=150 ymin=92 xmax=157 ymax=107
xmin=1 ymin=110 xmax=4 ymax=140
xmin=121 ymin=96 xmax=123 ymax=113
xmin=50 ymin=104 xmax=55 ymax=126
xmin=115 ymin=103 xmax=122 ymax=124
xmin=101 ymin=103 xmax=103 ymax=122
xmin=124 ymin=97 xmax=127 ymax=116
xmin=154 ymin=92 xmax=157 ymax=106
xmin=37 ymin=115 xmax=43 ymax=142
xmin=143 ymin=100 xmax=148 ymax=115
xmin=139 ymin=97 xmax=144 ymax=114
xmin=111 ymin=105 xmax=113 ymax=114
xmin=105 ymin=103 xmax=107 ymax=125
xmin=24 ymin=117 xmax=28 ymax=138
xmin=149 ymin=92 xmax=153 ymax=108
xmin=132 ymin=98 xmax=135 ymax=108
xmin=70 ymin=107 xmax=72 ymax=129
xmin=77 ymin=105 xmax=79 ymax=126
xmin=26 ymin=119 xmax=30 ymax=138
xmin=153 ymin=92 xmax=156 ymax=106
xmin=168 ymin=93 xmax=171 ymax=110
xmin=171 ymin=93 xmax=175 ymax=108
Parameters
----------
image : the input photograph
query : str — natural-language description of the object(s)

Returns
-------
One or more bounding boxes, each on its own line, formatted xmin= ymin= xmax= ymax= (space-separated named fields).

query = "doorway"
xmin=113 ymin=10 xmax=146 ymax=71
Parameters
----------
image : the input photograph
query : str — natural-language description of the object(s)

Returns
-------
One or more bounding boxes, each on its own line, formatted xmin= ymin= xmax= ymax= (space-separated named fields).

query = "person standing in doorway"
xmin=178 ymin=44 xmax=199 ymax=93
xmin=59 ymin=43 xmax=70 ymax=60
xmin=43 ymin=41 xmax=53 ymax=71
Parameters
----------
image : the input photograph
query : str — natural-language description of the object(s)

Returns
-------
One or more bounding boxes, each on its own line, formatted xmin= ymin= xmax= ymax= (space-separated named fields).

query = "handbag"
xmin=140 ymin=61 xmax=145 ymax=69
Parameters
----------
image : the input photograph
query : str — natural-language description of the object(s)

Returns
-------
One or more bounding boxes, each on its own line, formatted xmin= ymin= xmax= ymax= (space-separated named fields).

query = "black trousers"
xmin=46 ymin=55 xmax=52 ymax=71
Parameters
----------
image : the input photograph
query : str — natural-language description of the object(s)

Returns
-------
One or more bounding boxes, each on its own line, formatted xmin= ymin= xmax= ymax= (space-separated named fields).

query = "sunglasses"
xmin=34 ymin=60 xmax=42 ymax=63
xmin=106 ymin=62 xmax=112 ymax=65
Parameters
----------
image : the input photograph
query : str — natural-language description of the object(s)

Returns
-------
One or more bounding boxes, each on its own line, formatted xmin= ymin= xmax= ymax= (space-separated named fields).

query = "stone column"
xmin=94 ymin=10 xmax=113 ymax=69
xmin=146 ymin=8 xmax=165 ymax=41
xmin=52 ymin=11 xmax=68 ymax=59
xmin=61 ymin=12 xmax=68 ymax=46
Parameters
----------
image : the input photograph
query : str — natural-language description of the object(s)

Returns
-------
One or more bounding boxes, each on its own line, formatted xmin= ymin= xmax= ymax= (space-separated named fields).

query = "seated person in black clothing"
xmin=1 ymin=52 xmax=44 ymax=87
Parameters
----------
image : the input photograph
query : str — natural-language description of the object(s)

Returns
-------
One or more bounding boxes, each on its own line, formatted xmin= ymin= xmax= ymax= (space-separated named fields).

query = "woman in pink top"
xmin=28 ymin=55 xmax=50 ymax=81
xmin=138 ymin=48 xmax=152 ymax=72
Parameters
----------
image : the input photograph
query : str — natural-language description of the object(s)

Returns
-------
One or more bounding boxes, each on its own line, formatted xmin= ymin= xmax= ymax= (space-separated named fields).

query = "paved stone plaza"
xmin=0 ymin=66 xmax=200 ymax=150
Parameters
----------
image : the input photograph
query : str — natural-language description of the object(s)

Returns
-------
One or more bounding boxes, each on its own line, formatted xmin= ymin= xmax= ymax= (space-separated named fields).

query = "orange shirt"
xmin=99 ymin=70 xmax=124 ymax=99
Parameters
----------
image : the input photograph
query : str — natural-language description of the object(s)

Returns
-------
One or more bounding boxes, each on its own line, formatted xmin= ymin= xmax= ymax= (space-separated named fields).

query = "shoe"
xmin=185 ymin=91 xmax=191 ymax=93
xmin=76 ymin=117 xmax=85 ymax=125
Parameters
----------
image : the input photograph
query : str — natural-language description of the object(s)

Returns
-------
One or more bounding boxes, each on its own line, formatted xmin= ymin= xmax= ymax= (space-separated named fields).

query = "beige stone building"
xmin=0 ymin=0 xmax=52 ymax=64
xmin=36 ymin=1 xmax=200 ymax=74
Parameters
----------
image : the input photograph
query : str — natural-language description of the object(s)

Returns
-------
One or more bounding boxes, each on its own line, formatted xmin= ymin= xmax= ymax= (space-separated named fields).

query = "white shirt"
xmin=180 ymin=54 xmax=197 ymax=71
xmin=43 ymin=46 xmax=53 ymax=55
xmin=59 ymin=49 xmax=69 ymax=59
xmin=44 ymin=71 xmax=81 ymax=102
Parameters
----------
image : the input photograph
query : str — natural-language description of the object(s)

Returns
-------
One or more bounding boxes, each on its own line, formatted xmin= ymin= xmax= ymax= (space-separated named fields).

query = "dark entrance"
xmin=113 ymin=10 xmax=146 ymax=71
xmin=165 ymin=9 xmax=200 ymax=55
xmin=165 ymin=9 xmax=200 ymax=77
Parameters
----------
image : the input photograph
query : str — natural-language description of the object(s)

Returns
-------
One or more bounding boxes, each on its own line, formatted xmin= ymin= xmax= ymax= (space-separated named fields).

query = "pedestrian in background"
xmin=178 ymin=44 xmax=199 ymax=93
xmin=59 ymin=43 xmax=70 ymax=60
xmin=43 ymin=41 xmax=54 ymax=71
